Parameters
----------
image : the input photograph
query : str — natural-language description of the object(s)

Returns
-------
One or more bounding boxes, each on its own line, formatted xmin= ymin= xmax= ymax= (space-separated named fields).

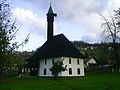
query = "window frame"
xmin=77 ymin=68 xmax=80 ymax=75
xmin=77 ymin=59 xmax=79 ymax=65
xmin=69 ymin=68 xmax=72 ymax=75
xmin=44 ymin=69 xmax=47 ymax=75
xmin=52 ymin=58 xmax=54 ymax=65
xmin=69 ymin=58 xmax=71 ymax=64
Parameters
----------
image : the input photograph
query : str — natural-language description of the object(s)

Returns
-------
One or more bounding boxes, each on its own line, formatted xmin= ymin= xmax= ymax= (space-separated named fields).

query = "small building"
xmin=84 ymin=57 xmax=98 ymax=70
xmin=29 ymin=5 xmax=85 ymax=77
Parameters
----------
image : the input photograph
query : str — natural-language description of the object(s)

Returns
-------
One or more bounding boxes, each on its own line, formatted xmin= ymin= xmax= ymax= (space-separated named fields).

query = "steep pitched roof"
xmin=47 ymin=5 xmax=53 ymax=14
xmin=84 ymin=57 xmax=98 ymax=63
xmin=30 ymin=34 xmax=85 ymax=61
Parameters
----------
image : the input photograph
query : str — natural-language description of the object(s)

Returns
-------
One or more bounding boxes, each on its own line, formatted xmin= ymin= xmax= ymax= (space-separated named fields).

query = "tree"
xmin=93 ymin=44 xmax=108 ymax=65
xmin=0 ymin=0 xmax=29 ymax=78
xmin=50 ymin=61 xmax=67 ymax=80
xmin=100 ymin=8 xmax=120 ymax=72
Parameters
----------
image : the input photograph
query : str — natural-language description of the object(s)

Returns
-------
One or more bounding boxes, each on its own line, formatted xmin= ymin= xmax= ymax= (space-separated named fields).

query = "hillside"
xmin=72 ymin=41 xmax=120 ymax=65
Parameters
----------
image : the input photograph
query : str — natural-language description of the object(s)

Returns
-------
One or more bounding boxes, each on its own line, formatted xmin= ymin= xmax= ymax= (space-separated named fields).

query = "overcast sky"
xmin=7 ymin=0 xmax=120 ymax=51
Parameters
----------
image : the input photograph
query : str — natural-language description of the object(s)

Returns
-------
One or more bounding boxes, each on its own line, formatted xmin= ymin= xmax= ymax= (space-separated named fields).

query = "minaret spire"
xmin=47 ymin=3 xmax=57 ymax=40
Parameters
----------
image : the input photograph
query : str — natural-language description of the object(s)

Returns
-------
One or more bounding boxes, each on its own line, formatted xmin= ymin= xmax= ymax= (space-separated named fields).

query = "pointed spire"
xmin=47 ymin=3 xmax=54 ymax=14
xmin=46 ymin=3 xmax=57 ymax=40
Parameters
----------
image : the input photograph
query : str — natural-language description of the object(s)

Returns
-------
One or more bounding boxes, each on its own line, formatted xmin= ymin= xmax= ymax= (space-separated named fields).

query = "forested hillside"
xmin=72 ymin=41 xmax=120 ymax=65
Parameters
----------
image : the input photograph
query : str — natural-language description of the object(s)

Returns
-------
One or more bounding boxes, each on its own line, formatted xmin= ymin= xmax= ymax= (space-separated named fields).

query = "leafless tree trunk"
xmin=100 ymin=8 xmax=120 ymax=72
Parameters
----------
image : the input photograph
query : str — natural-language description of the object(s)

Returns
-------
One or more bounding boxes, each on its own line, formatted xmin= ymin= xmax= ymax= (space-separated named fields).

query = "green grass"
xmin=0 ymin=72 xmax=120 ymax=90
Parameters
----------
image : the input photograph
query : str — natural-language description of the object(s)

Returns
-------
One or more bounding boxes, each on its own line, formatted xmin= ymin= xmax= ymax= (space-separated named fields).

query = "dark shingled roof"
xmin=30 ymin=34 xmax=85 ymax=61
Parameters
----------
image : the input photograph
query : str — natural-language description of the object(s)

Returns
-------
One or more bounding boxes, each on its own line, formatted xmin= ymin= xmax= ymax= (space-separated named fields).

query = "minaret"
xmin=47 ymin=3 xmax=57 ymax=40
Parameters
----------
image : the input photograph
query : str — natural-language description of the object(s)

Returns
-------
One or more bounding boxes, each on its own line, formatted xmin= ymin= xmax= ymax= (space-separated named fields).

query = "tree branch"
xmin=9 ymin=24 xmax=22 ymax=41
xmin=17 ymin=34 xmax=30 ymax=47
xmin=100 ymin=14 xmax=114 ymax=40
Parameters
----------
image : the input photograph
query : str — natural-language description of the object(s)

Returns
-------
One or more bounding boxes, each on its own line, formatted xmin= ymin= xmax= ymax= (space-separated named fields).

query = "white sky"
xmin=7 ymin=0 xmax=120 ymax=51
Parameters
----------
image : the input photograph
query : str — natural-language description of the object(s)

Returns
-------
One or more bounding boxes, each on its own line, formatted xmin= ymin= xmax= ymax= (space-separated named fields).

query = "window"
xmin=44 ymin=69 xmax=47 ymax=75
xmin=69 ymin=68 xmax=72 ymax=75
xmin=35 ymin=68 xmax=37 ymax=70
xmin=45 ymin=59 xmax=47 ymax=65
xmin=77 ymin=59 xmax=79 ymax=65
xmin=77 ymin=68 xmax=80 ymax=74
xmin=52 ymin=58 xmax=54 ymax=65
xmin=32 ymin=68 xmax=34 ymax=71
xmin=69 ymin=58 xmax=71 ymax=64
xmin=51 ymin=71 xmax=53 ymax=75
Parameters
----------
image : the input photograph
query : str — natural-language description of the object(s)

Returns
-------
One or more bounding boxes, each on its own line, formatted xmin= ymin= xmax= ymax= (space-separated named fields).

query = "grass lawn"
xmin=0 ymin=72 xmax=120 ymax=90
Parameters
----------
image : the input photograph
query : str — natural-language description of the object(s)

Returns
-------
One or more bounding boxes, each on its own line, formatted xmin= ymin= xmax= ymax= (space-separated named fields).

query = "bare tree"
xmin=100 ymin=8 xmax=120 ymax=72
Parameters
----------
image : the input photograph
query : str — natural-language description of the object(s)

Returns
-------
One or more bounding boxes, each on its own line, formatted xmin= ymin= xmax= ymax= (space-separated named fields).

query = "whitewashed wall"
xmin=39 ymin=57 xmax=84 ymax=77
xmin=39 ymin=57 xmax=61 ymax=77
xmin=61 ymin=57 xmax=84 ymax=76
